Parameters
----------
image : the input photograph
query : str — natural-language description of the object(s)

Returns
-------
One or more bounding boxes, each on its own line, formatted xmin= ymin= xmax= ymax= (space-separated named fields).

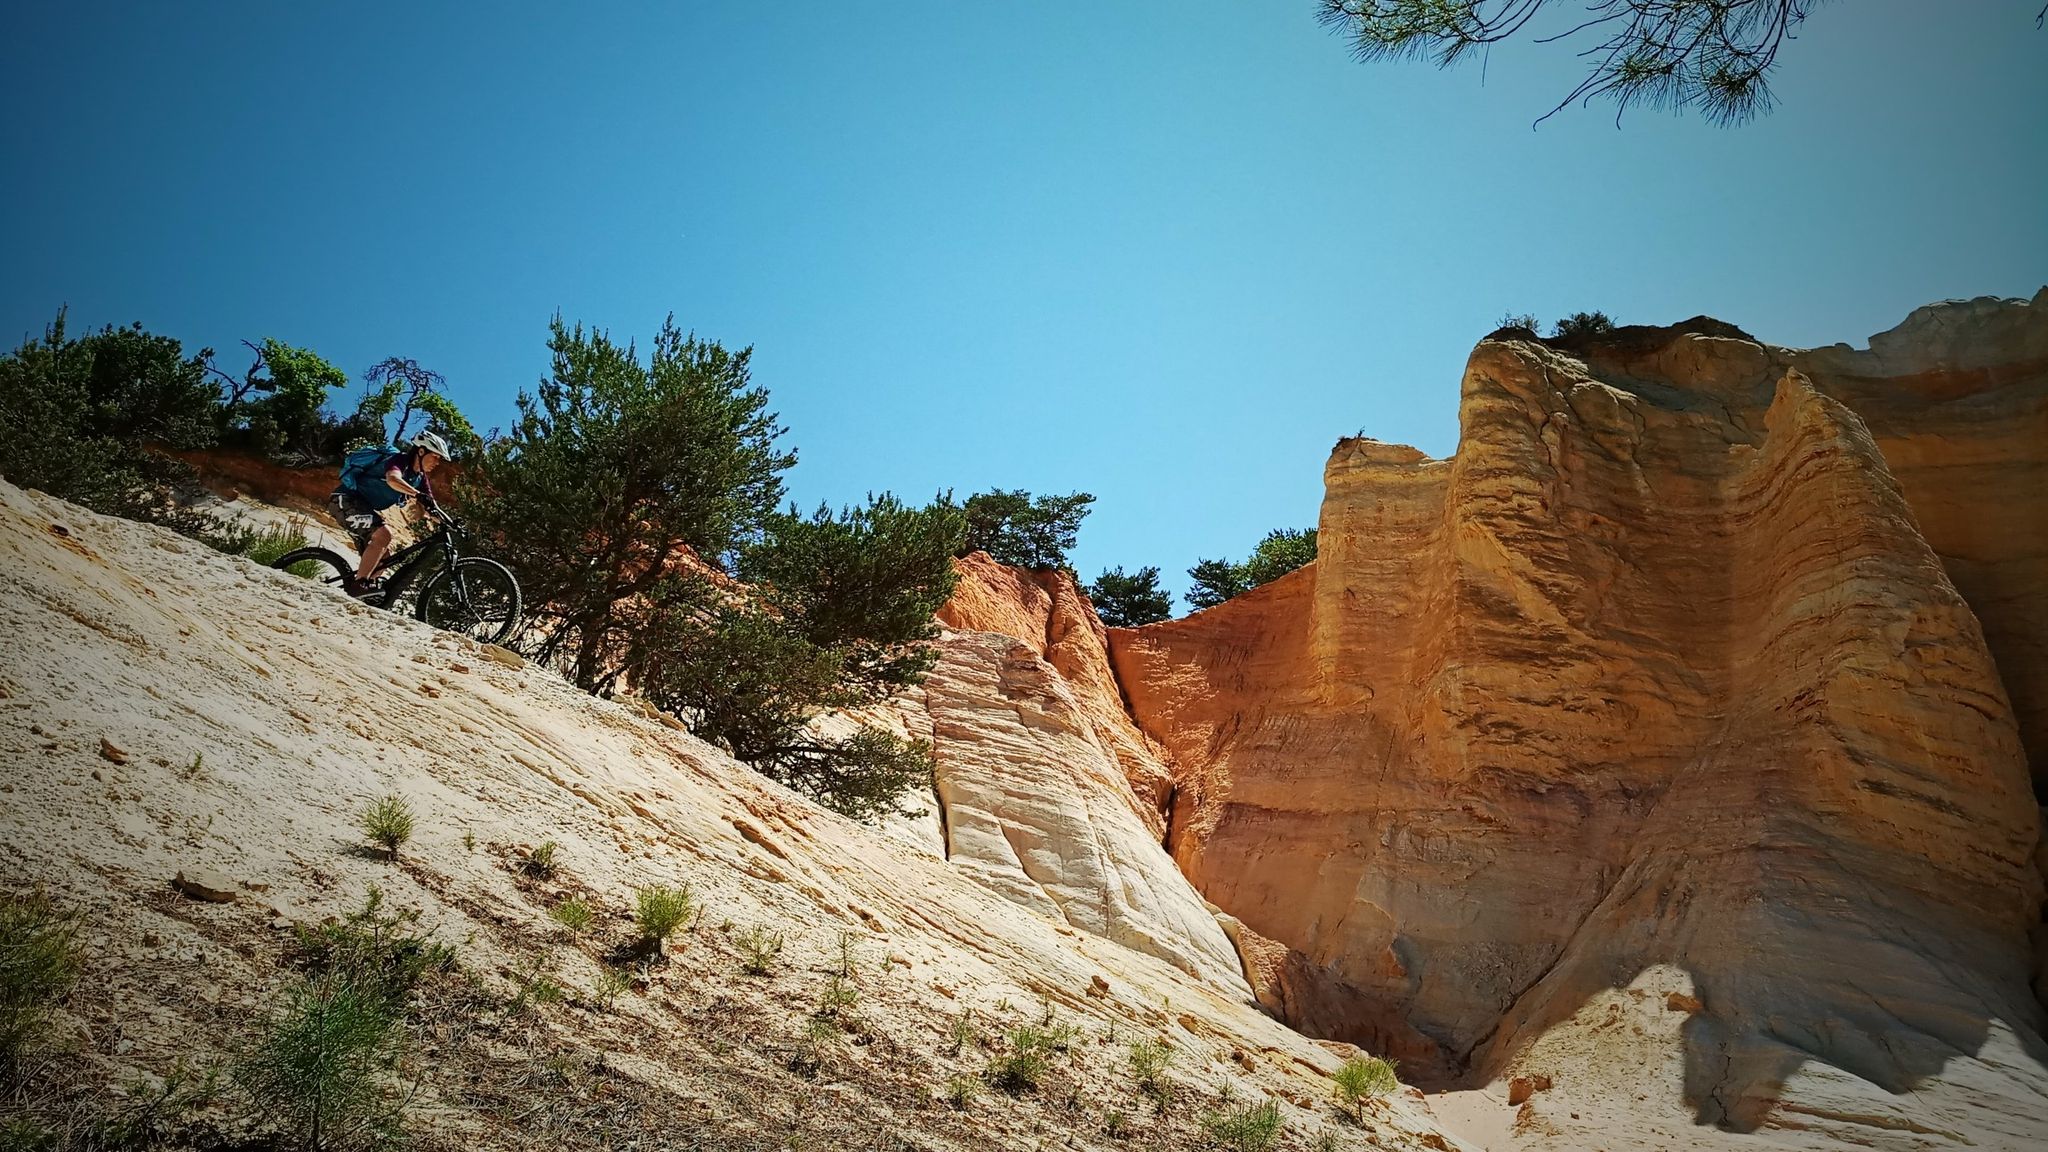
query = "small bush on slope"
xmin=1199 ymin=1097 xmax=1283 ymax=1151
xmin=1331 ymin=1054 xmax=1399 ymax=1119
xmin=236 ymin=973 xmax=404 ymax=1152
xmin=633 ymin=885 xmax=695 ymax=955
xmin=0 ymin=893 xmax=82 ymax=1082
xmin=357 ymin=796 xmax=414 ymax=860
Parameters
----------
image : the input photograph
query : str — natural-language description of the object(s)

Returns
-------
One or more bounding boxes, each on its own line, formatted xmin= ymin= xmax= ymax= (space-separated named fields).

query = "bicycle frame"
xmin=368 ymin=517 xmax=460 ymax=608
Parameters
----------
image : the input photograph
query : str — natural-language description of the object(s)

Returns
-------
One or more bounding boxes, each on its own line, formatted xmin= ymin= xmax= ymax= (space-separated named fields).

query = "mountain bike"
xmin=270 ymin=505 xmax=523 ymax=647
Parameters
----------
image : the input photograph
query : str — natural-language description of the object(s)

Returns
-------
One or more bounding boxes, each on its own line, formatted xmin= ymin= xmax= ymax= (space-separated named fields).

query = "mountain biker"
xmin=334 ymin=431 xmax=451 ymax=597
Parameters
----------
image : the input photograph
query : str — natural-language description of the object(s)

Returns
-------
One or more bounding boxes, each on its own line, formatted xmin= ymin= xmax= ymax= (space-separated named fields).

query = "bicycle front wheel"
xmin=416 ymin=557 xmax=522 ymax=647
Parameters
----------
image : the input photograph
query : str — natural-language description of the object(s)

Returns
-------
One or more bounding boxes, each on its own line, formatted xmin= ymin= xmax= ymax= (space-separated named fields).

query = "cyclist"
xmin=334 ymin=431 xmax=452 ymax=597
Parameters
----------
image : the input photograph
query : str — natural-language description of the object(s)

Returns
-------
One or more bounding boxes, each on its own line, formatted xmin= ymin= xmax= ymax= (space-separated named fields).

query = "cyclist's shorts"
xmin=331 ymin=490 xmax=383 ymax=552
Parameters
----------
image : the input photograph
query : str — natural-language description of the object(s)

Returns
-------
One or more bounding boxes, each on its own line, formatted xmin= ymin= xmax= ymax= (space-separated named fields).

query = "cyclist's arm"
xmin=382 ymin=467 xmax=424 ymax=499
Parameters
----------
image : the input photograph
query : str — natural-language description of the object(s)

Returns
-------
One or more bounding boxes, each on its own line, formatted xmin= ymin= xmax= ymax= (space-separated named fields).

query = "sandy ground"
xmin=0 ymin=479 xmax=1470 ymax=1150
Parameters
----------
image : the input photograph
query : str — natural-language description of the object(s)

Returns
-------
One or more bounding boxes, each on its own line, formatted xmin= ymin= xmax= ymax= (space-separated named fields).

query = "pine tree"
xmin=1087 ymin=566 xmax=1174 ymax=627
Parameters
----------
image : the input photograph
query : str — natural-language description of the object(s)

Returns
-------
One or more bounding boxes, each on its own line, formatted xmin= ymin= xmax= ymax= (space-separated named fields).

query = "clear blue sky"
xmin=4 ymin=2 xmax=2043 ymax=601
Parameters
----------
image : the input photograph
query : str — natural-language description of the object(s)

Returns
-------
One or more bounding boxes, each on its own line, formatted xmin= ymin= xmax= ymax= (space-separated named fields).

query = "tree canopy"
xmin=1316 ymin=1 xmax=1833 ymax=126
xmin=1087 ymin=565 xmax=1175 ymax=627
xmin=1185 ymin=528 xmax=1319 ymax=611
xmin=0 ymin=311 xmax=218 ymax=528
xmin=460 ymin=315 xmax=796 ymax=688
xmin=960 ymin=489 xmax=1094 ymax=571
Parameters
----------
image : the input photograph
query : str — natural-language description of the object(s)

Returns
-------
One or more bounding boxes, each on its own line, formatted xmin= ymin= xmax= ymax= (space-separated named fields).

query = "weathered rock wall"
xmin=899 ymin=553 xmax=1247 ymax=991
xmin=1107 ymin=293 xmax=2048 ymax=1145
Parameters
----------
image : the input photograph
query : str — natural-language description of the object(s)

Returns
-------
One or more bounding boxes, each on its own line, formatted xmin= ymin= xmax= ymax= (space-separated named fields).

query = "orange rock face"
xmin=1108 ymin=293 xmax=2048 ymax=1139
xmin=939 ymin=552 xmax=1176 ymax=825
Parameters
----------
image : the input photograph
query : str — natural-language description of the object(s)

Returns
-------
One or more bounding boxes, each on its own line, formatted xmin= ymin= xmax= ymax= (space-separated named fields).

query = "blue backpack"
xmin=339 ymin=445 xmax=398 ymax=498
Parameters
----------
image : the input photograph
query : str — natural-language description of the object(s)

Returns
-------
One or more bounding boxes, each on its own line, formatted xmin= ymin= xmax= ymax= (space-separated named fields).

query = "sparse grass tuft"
xmin=1199 ymin=1097 xmax=1283 ymax=1151
xmin=178 ymin=753 xmax=206 ymax=782
xmin=1311 ymin=1127 xmax=1341 ymax=1152
xmin=593 ymin=967 xmax=632 ymax=1010
xmin=735 ymin=924 xmax=783 ymax=976
xmin=511 ymin=961 xmax=565 ymax=1013
xmin=1128 ymin=1036 xmax=1175 ymax=1103
xmin=790 ymin=1015 xmax=840 ymax=1078
xmin=357 ymin=795 xmax=414 ymax=860
xmin=1104 ymin=1107 xmax=1131 ymax=1138
xmin=1331 ymin=1054 xmax=1399 ymax=1119
xmin=946 ymin=1007 xmax=978 ymax=1055
xmin=523 ymin=841 xmax=560 ymax=879
xmin=236 ymin=972 xmax=404 ymax=1152
xmin=817 ymin=975 xmax=858 ymax=1022
xmin=461 ymin=828 xmax=476 ymax=853
xmin=833 ymin=928 xmax=862 ymax=979
xmin=943 ymin=1073 xmax=981 ymax=1109
xmin=548 ymin=896 xmax=593 ymax=936
xmin=0 ymin=892 xmax=82 ymax=1081
xmin=987 ymin=1021 xmax=1074 ymax=1094
xmin=633 ymin=884 xmax=695 ymax=953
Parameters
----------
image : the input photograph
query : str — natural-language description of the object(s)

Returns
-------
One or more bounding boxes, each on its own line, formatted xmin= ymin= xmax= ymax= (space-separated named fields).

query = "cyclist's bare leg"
xmin=355 ymin=524 xmax=393 ymax=582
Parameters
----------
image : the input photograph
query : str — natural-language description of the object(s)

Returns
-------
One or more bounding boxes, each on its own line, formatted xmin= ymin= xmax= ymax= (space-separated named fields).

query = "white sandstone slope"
xmin=0 ymin=480 xmax=1462 ymax=1151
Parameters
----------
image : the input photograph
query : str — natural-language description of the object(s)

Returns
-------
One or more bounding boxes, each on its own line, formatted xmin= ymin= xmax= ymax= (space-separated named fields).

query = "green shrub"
xmin=237 ymin=520 xmax=317 ymax=577
xmin=357 ymin=796 xmax=413 ymax=860
xmin=987 ymin=1022 xmax=1074 ymax=1094
xmin=1128 ymin=1036 xmax=1175 ymax=1101
xmin=1552 ymin=310 xmax=1617 ymax=339
xmin=1199 ymin=1098 xmax=1283 ymax=1151
xmin=236 ymin=973 xmax=404 ymax=1152
xmin=1331 ymin=1054 xmax=1399 ymax=1118
xmin=0 ymin=312 xmax=220 ymax=533
xmin=289 ymin=887 xmax=453 ymax=1012
xmin=548 ymin=897 xmax=593 ymax=936
xmin=634 ymin=595 xmax=942 ymax=821
xmin=523 ymin=841 xmax=560 ymax=879
xmin=0 ymin=893 xmax=82 ymax=1081
xmin=1495 ymin=311 xmax=1542 ymax=332
xmin=944 ymin=1073 xmax=981 ymax=1109
xmin=633 ymin=884 xmax=695 ymax=952
xmin=457 ymin=316 xmax=795 ymax=691
xmin=735 ymin=925 xmax=783 ymax=976
xmin=1185 ymin=529 xmax=1317 ymax=611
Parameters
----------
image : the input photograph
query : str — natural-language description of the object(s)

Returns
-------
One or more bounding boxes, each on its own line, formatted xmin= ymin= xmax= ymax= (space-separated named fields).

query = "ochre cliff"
xmin=1097 ymin=292 xmax=2048 ymax=1147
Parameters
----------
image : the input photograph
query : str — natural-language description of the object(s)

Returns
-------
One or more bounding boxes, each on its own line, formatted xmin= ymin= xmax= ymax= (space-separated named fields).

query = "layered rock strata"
xmin=1107 ymin=293 xmax=2048 ymax=1145
xmin=891 ymin=553 xmax=1246 ymax=990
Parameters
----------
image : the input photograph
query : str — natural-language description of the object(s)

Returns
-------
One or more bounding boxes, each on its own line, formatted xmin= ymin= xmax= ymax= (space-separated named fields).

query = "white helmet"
xmin=409 ymin=430 xmax=453 ymax=459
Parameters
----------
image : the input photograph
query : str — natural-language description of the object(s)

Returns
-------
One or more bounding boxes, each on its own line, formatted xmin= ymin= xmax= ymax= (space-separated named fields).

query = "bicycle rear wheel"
xmin=270 ymin=547 xmax=355 ymax=591
xmin=416 ymin=557 xmax=522 ymax=647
